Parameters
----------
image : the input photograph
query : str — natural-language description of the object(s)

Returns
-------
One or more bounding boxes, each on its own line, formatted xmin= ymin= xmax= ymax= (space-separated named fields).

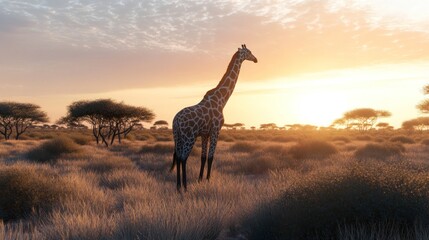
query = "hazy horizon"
xmin=2 ymin=0 xmax=429 ymax=128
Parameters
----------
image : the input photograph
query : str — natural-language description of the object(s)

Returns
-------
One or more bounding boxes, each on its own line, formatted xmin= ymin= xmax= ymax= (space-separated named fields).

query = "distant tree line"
xmin=223 ymin=123 xmax=245 ymax=130
xmin=3 ymin=83 xmax=429 ymax=143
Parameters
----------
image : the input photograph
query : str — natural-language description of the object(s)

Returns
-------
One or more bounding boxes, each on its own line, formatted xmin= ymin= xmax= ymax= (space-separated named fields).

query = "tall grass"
xmin=354 ymin=142 xmax=405 ymax=160
xmin=1 ymin=129 xmax=429 ymax=239
xmin=244 ymin=161 xmax=429 ymax=239
xmin=26 ymin=136 xmax=80 ymax=163
xmin=0 ymin=164 xmax=73 ymax=221
xmin=289 ymin=140 xmax=338 ymax=160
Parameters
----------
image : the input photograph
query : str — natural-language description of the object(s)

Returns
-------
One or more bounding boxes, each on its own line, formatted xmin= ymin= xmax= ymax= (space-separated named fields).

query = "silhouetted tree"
xmin=376 ymin=122 xmax=393 ymax=130
xmin=332 ymin=108 xmax=391 ymax=131
xmin=0 ymin=102 xmax=48 ymax=140
xmin=424 ymin=84 xmax=429 ymax=95
xmin=223 ymin=123 xmax=244 ymax=130
xmin=330 ymin=118 xmax=350 ymax=129
xmin=417 ymin=99 xmax=429 ymax=114
xmin=416 ymin=84 xmax=429 ymax=113
xmin=59 ymin=99 xmax=154 ymax=146
xmin=402 ymin=117 xmax=429 ymax=132
xmin=153 ymin=120 xmax=169 ymax=129
xmin=260 ymin=123 xmax=278 ymax=130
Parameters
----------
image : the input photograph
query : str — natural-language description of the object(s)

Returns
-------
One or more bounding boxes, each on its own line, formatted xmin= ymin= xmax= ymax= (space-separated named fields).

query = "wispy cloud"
xmin=2 ymin=0 xmax=428 ymax=52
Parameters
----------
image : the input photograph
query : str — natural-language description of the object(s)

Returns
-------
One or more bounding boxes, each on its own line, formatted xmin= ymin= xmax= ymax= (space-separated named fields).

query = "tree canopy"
xmin=417 ymin=99 xmax=429 ymax=114
xmin=402 ymin=117 xmax=429 ymax=132
xmin=423 ymin=84 xmax=429 ymax=95
xmin=0 ymin=102 xmax=49 ymax=140
xmin=59 ymin=99 xmax=154 ymax=146
xmin=153 ymin=120 xmax=169 ymax=129
xmin=260 ymin=123 xmax=278 ymax=130
xmin=154 ymin=120 xmax=168 ymax=126
xmin=332 ymin=108 xmax=391 ymax=131
xmin=223 ymin=123 xmax=245 ymax=130
xmin=416 ymin=84 xmax=429 ymax=113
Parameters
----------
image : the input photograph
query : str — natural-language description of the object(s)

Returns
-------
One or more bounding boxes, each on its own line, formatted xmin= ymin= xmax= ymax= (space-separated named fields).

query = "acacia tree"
xmin=417 ymin=84 xmax=429 ymax=113
xmin=402 ymin=117 xmax=429 ymax=132
xmin=223 ymin=123 xmax=245 ymax=130
xmin=153 ymin=120 xmax=169 ymax=129
xmin=59 ymin=99 xmax=154 ymax=146
xmin=0 ymin=102 xmax=49 ymax=140
xmin=260 ymin=123 xmax=278 ymax=130
xmin=332 ymin=108 xmax=391 ymax=131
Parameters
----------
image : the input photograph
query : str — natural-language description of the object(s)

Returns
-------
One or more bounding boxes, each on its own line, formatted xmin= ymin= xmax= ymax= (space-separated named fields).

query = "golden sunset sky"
xmin=1 ymin=0 xmax=429 ymax=128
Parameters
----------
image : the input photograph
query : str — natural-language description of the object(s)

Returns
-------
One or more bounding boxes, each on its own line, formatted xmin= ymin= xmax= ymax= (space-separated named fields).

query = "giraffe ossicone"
xmin=171 ymin=44 xmax=258 ymax=191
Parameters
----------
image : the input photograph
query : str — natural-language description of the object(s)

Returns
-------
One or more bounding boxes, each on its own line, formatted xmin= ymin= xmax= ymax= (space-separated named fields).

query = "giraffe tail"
xmin=170 ymin=150 xmax=177 ymax=172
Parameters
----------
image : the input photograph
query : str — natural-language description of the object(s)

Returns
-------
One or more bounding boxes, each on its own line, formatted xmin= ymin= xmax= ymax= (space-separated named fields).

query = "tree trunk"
xmin=92 ymin=126 xmax=99 ymax=144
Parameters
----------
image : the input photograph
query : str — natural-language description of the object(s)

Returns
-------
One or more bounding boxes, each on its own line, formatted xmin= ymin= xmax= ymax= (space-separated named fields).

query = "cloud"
xmin=1 ymin=0 xmax=429 ymax=52
xmin=0 ymin=10 xmax=30 ymax=32
xmin=1 ymin=0 xmax=429 ymax=98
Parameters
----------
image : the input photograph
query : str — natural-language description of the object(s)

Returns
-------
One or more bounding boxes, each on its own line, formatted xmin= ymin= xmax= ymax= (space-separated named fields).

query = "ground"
xmin=0 ymin=128 xmax=429 ymax=239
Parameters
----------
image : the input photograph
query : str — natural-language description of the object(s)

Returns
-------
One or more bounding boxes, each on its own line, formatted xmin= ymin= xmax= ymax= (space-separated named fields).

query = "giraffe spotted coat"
xmin=171 ymin=44 xmax=258 ymax=191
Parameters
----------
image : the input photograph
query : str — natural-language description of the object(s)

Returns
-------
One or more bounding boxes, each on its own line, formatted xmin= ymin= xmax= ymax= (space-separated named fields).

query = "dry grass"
xmin=244 ymin=161 xmax=429 ymax=239
xmin=26 ymin=136 xmax=80 ymax=163
xmin=140 ymin=142 xmax=174 ymax=155
xmin=331 ymin=136 xmax=351 ymax=143
xmin=228 ymin=141 xmax=260 ymax=153
xmin=0 ymin=163 xmax=73 ymax=221
xmin=390 ymin=135 xmax=416 ymax=144
xmin=289 ymin=140 xmax=338 ymax=160
xmin=1 ymin=129 xmax=429 ymax=239
xmin=354 ymin=142 xmax=405 ymax=160
xmin=421 ymin=138 xmax=429 ymax=146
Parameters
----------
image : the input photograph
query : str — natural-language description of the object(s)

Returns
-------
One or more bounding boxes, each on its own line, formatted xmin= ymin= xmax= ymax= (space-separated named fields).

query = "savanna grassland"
xmin=1 ymin=128 xmax=429 ymax=240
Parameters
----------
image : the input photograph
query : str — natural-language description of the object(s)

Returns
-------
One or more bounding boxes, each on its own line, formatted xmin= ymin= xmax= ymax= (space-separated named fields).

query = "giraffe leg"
xmin=199 ymin=136 xmax=209 ymax=182
xmin=207 ymin=132 xmax=219 ymax=181
xmin=176 ymin=158 xmax=181 ymax=192
xmin=170 ymin=150 xmax=177 ymax=172
xmin=182 ymin=160 xmax=187 ymax=191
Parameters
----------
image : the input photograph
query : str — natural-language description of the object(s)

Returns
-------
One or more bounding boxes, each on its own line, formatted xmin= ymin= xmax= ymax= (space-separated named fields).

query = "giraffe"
xmin=171 ymin=44 xmax=258 ymax=191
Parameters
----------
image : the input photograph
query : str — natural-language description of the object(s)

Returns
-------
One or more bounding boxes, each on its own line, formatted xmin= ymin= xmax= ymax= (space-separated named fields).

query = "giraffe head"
xmin=239 ymin=44 xmax=258 ymax=63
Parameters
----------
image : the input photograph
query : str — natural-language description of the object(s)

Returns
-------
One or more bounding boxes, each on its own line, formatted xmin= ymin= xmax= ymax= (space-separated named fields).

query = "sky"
xmin=1 ymin=0 xmax=429 ymax=128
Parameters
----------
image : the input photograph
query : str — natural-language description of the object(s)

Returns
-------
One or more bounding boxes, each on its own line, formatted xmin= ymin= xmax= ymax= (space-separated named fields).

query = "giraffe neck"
xmin=203 ymin=51 xmax=243 ymax=109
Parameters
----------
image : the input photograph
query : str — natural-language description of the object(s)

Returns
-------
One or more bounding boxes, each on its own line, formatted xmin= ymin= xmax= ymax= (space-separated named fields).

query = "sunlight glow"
xmin=293 ymin=90 xmax=350 ymax=127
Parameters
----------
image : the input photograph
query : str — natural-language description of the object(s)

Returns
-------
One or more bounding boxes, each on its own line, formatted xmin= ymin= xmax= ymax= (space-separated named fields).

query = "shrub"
xmin=140 ymin=143 xmax=173 ymax=155
xmin=229 ymin=141 xmax=260 ymax=153
xmin=289 ymin=140 xmax=337 ymax=160
xmin=219 ymin=133 xmax=235 ymax=142
xmin=238 ymin=144 xmax=298 ymax=174
xmin=0 ymin=165 xmax=71 ymax=221
xmin=331 ymin=136 xmax=351 ymax=143
xmin=153 ymin=132 xmax=172 ymax=142
xmin=421 ymin=139 xmax=429 ymax=146
xmin=134 ymin=132 xmax=155 ymax=141
xmin=240 ymin=157 xmax=278 ymax=175
xmin=270 ymin=135 xmax=298 ymax=142
xmin=83 ymin=156 xmax=134 ymax=173
xmin=26 ymin=137 xmax=80 ymax=163
xmin=390 ymin=135 xmax=415 ymax=144
xmin=355 ymin=135 xmax=372 ymax=141
xmin=68 ymin=133 xmax=92 ymax=145
xmin=244 ymin=162 xmax=429 ymax=239
xmin=354 ymin=143 xmax=405 ymax=160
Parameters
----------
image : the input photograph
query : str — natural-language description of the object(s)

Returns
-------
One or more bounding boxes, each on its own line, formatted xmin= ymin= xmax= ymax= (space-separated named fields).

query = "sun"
xmin=292 ymin=90 xmax=350 ymax=127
